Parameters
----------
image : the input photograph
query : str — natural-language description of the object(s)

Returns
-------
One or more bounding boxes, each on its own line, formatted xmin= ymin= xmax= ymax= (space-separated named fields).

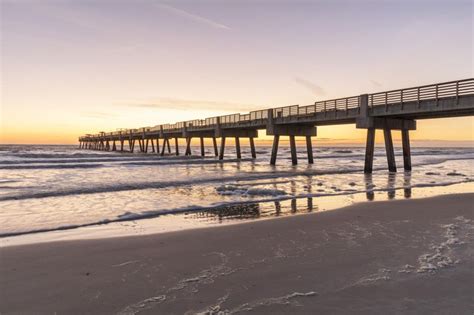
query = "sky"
xmin=1 ymin=0 xmax=473 ymax=145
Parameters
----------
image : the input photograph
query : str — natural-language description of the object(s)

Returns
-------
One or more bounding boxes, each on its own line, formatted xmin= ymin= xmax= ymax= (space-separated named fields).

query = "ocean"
xmin=0 ymin=144 xmax=473 ymax=239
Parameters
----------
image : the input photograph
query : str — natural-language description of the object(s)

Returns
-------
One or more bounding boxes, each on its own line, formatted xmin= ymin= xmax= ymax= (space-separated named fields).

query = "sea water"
xmin=0 ymin=144 xmax=473 ymax=237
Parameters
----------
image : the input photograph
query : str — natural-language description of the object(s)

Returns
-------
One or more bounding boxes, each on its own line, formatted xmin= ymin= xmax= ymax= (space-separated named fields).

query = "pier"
xmin=79 ymin=78 xmax=474 ymax=173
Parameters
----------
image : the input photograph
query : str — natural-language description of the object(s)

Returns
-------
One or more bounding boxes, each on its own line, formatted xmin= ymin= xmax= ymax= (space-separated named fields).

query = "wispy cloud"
xmin=154 ymin=3 xmax=230 ymax=30
xmin=81 ymin=111 xmax=118 ymax=119
xmin=370 ymin=79 xmax=383 ymax=88
xmin=294 ymin=77 xmax=326 ymax=96
xmin=119 ymin=97 xmax=258 ymax=112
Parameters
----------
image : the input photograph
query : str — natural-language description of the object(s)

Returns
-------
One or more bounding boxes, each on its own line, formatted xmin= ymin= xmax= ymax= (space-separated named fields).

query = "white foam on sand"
xmin=414 ymin=216 xmax=472 ymax=274
xmin=216 ymin=185 xmax=287 ymax=197
xmin=205 ymin=291 xmax=317 ymax=314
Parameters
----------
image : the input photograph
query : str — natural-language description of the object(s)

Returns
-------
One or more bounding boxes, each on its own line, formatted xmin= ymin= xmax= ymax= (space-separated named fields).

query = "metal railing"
xmin=369 ymin=78 xmax=474 ymax=109
xmin=79 ymin=78 xmax=473 ymax=140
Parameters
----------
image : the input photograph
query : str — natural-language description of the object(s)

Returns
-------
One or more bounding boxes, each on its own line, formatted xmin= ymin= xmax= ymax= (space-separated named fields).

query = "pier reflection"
xmin=185 ymin=173 xmax=416 ymax=224
xmin=404 ymin=173 xmax=412 ymax=198
xmin=185 ymin=197 xmax=316 ymax=223
xmin=363 ymin=173 xmax=412 ymax=201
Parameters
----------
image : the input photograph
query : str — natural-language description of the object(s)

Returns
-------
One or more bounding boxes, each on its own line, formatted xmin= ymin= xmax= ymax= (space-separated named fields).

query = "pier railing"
xmin=369 ymin=78 xmax=474 ymax=109
xmin=80 ymin=78 xmax=473 ymax=140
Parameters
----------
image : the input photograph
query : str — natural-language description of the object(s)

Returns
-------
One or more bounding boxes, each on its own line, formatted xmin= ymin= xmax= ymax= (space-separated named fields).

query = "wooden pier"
xmin=79 ymin=78 xmax=474 ymax=173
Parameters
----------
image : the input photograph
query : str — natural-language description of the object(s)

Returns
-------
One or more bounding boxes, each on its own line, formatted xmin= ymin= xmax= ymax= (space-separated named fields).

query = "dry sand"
xmin=1 ymin=193 xmax=473 ymax=314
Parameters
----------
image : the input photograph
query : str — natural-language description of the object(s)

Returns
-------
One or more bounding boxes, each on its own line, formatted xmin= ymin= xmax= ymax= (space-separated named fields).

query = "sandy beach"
xmin=1 ymin=193 xmax=473 ymax=314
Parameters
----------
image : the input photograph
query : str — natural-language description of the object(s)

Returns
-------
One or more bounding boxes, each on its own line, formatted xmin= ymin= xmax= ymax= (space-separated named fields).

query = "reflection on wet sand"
xmin=186 ymin=173 xmax=414 ymax=224
xmin=364 ymin=172 xmax=412 ymax=201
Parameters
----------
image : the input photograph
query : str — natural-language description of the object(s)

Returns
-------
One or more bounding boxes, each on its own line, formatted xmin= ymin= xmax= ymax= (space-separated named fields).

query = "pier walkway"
xmin=79 ymin=78 xmax=474 ymax=173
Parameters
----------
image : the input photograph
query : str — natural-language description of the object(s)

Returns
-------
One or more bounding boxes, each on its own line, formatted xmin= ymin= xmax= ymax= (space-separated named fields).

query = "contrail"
xmin=155 ymin=3 xmax=231 ymax=30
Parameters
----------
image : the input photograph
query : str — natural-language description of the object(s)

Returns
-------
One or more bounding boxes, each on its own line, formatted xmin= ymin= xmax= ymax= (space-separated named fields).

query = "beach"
xmin=1 ymin=193 xmax=473 ymax=314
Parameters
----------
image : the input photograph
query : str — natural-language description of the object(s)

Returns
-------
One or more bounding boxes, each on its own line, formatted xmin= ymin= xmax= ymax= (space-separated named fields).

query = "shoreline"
xmin=1 ymin=193 xmax=473 ymax=313
xmin=1 ymin=181 xmax=473 ymax=247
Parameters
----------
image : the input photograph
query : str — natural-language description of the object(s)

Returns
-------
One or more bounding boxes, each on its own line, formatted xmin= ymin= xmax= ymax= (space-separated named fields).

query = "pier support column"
xmin=249 ymin=137 xmax=256 ymax=159
xmin=166 ymin=138 xmax=171 ymax=153
xmin=306 ymin=136 xmax=314 ymax=164
xmin=200 ymin=137 xmax=205 ymax=156
xmin=145 ymin=139 xmax=149 ymax=153
xmin=289 ymin=135 xmax=297 ymax=165
xmin=138 ymin=139 xmax=143 ymax=152
xmin=175 ymin=138 xmax=179 ymax=156
xmin=156 ymin=138 xmax=160 ymax=155
xmin=185 ymin=138 xmax=192 ymax=156
xmin=270 ymin=135 xmax=280 ymax=165
xmin=384 ymin=128 xmax=397 ymax=172
xmin=364 ymin=128 xmax=376 ymax=173
xmin=219 ymin=137 xmax=226 ymax=160
xmin=212 ymin=137 xmax=218 ymax=157
xmin=112 ymin=141 xmax=116 ymax=151
xmin=235 ymin=137 xmax=241 ymax=159
xmin=131 ymin=140 xmax=135 ymax=153
xmin=120 ymin=140 xmax=124 ymax=151
xmin=160 ymin=139 xmax=166 ymax=156
xmin=150 ymin=139 xmax=155 ymax=153
xmin=402 ymin=129 xmax=412 ymax=171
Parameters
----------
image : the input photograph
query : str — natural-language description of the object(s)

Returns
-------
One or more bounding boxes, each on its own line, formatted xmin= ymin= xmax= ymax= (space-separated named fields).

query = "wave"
xmin=2 ymin=180 xmax=472 ymax=238
xmin=0 ymin=164 xmax=103 ymax=170
xmin=1 ymin=156 xmax=471 ymax=201
xmin=216 ymin=185 xmax=287 ymax=196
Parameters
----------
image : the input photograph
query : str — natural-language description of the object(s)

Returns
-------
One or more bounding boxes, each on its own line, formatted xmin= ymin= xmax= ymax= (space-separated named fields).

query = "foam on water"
xmin=0 ymin=144 xmax=473 ymax=237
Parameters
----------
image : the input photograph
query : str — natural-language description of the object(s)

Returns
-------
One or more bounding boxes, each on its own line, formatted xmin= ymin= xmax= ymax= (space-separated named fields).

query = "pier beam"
xmin=235 ymin=137 xmax=241 ymax=159
xmin=383 ymin=128 xmax=397 ymax=172
xmin=249 ymin=137 xmax=256 ymax=159
xmin=289 ymin=136 xmax=297 ymax=165
xmin=306 ymin=136 xmax=314 ymax=164
xmin=402 ymin=129 xmax=412 ymax=171
xmin=175 ymin=138 xmax=179 ymax=156
xmin=120 ymin=140 xmax=124 ymax=152
xmin=200 ymin=137 xmax=205 ymax=156
xmin=364 ymin=128 xmax=376 ymax=173
xmin=156 ymin=137 xmax=160 ymax=155
xmin=219 ymin=137 xmax=226 ymax=160
xmin=112 ymin=141 xmax=116 ymax=151
xmin=145 ymin=139 xmax=149 ymax=153
xmin=270 ymin=135 xmax=280 ymax=165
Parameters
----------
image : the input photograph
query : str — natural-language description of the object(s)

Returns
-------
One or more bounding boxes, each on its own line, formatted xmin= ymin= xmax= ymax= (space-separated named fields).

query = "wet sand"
xmin=1 ymin=193 xmax=473 ymax=314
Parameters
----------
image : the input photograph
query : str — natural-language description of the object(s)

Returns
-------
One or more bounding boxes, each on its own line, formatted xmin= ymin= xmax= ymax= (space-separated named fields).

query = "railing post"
xmin=456 ymin=81 xmax=459 ymax=105
xmin=417 ymin=88 xmax=420 ymax=108
xmin=400 ymin=90 xmax=403 ymax=110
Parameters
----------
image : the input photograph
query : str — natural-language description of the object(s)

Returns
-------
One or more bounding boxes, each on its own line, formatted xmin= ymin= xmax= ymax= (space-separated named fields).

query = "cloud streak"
xmin=155 ymin=3 xmax=230 ymax=30
xmin=294 ymin=77 xmax=326 ymax=96
xmin=119 ymin=97 xmax=258 ymax=112
xmin=81 ymin=111 xmax=118 ymax=119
